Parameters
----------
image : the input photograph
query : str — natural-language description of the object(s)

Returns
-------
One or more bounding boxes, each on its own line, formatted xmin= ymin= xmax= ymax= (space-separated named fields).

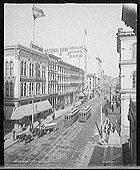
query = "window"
xmin=21 ymin=61 xmax=24 ymax=76
xmin=5 ymin=81 xmax=9 ymax=97
xmin=132 ymin=71 xmax=136 ymax=88
xmin=42 ymin=66 xmax=46 ymax=78
xmin=24 ymin=83 xmax=26 ymax=96
xmin=10 ymin=81 xmax=14 ymax=97
xmin=5 ymin=61 xmax=9 ymax=75
xmin=131 ymin=43 xmax=137 ymax=60
xmin=32 ymin=83 xmax=34 ymax=93
xmin=10 ymin=61 xmax=14 ymax=75
xmin=24 ymin=62 xmax=26 ymax=76
xmin=29 ymin=63 xmax=32 ymax=77
xmin=29 ymin=83 xmax=31 ymax=95
xmin=21 ymin=83 xmax=23 ymax=96
xmin=32 ymin=64 xmax=34 ymax=77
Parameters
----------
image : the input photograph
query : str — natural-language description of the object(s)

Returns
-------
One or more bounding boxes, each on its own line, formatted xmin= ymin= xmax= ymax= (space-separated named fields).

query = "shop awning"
xmin=4 ymin=100 xmax=52 ymax=120
xmin=35 ymin=100 xmax=52 ymax=113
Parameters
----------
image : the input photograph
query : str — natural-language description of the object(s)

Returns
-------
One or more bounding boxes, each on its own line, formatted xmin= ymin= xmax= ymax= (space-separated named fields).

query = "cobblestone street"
xmin=4 ymin=98 xmax=102 ymax=168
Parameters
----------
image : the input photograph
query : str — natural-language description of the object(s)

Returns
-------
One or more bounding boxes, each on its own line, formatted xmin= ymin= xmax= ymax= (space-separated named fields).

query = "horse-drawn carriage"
xmin=16 ymin=131 xmax=33 ymax=143
xmin=31 ymin=122 xmax=58 ymax=138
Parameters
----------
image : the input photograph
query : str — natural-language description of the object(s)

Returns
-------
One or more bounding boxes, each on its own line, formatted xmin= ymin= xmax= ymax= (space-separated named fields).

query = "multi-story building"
xmin=47 ymin=54 xmax=60 ymax=109
xmin=116 ymin=28 xmax=136 ymax=144
xmin=87 ymin=73 xmax=97 ymax=99
xmin=121 ymin=4 xmax=137 ymax=165
xmin=57 ymin=60 xmax=84 ymax=109
xmin=4 ymin=43 xmax=85 ymax=131
xmin=4 ymin=43 xmax=52 ymax=130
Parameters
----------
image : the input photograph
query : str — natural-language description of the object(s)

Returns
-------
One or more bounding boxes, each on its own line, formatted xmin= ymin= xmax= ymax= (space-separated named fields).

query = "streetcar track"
xmin=5 ymin=97 xmax=100 ymax=167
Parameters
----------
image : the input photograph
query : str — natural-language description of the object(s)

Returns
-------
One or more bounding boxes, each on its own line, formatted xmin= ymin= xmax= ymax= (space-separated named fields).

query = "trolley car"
xmin=64 ymin=107 xmax=80 ymax=127
xmin=79 ymin=106 xmax=91 ymax=122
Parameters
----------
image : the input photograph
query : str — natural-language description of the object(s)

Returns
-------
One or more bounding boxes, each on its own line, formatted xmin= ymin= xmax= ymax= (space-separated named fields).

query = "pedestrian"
xmin=12 ymin=128 xmax=16 ymax=141
xmin=52 ymin=113 xmax=55 ymax=120
xmin=111 ymin=100 xmax=114 ymax=112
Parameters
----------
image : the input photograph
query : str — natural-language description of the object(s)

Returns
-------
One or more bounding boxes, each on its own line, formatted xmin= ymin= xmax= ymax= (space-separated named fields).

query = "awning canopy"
xmin=4 ymin=100 xmax=52 ymax=120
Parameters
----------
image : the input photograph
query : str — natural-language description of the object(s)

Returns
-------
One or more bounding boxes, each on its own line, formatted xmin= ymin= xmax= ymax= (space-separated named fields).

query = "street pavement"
xmin=4 ymin=101 xmax=81 ymax=150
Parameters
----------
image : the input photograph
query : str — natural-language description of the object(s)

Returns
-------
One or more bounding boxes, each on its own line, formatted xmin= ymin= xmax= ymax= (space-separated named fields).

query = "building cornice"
xmin=120 ymin=88 xmax=136 ymax=94
xmin=119 ymin=60 xmax=136 ymax=66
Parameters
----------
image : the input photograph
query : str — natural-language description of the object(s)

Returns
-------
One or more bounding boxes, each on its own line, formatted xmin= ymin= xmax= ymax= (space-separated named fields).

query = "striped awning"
xmin=4 ymin=100 xmax=52 ymax=120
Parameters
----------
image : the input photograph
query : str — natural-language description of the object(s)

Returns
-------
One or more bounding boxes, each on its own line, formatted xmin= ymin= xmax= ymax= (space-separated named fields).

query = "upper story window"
xmin=42 ymin=66 xmax=46 ymax=78
xmin=5 ymin=61 xmax=9 ymax=75
xmin=21 ymin=83 xmax=23 ymax=96
xmin=24 ymin=83 xmax=26 ymax=96
xmin=29 ymin=63 xmax=32 ymax=77
xmin=5 ymin=81 xmax=9 ymax=97
xmin=36 ymin=63 xmax=40 ymax=78
xmin=10 ymin=81 xmax=14 ymax=97
xmin=130 ymin=43 xmax=137 ymax=60
xmin=24 ymin=62 xmax=27 ymax=76
xmin=29 ymin=83 xmax=31 ymax=95
xmin=31 ymin=64 xmax=34 ymax=77
xmin=21 ymin=61 xmax=24 ymax=76
xmin=10 ymin=61 xmax=14 ymax=75
xmin=132 ymin=71 xmax=136 ymax=89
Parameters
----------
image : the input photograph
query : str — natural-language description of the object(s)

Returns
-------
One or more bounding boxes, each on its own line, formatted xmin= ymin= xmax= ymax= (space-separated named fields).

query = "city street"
xmin=4 ymin=97 xmax=102 ymax=168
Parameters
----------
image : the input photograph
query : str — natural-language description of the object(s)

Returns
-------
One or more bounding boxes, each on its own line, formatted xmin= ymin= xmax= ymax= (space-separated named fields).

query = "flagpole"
xmin=84 ymin=29 xmax=87 ymax=91
xmin=33 ymin=18 xmax=35 ymax=43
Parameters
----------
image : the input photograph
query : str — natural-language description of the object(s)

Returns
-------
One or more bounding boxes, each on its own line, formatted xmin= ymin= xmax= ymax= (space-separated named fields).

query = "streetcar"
xmin=79 ymin=106 xmax=91 ymax=122
xmin=64 ymin=107 xmax=80 ymax=127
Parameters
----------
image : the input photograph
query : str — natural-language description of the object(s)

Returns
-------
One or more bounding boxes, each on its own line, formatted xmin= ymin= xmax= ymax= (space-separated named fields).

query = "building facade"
xmin=116 ymin=28 xmax=136 ymax=144
xmin=87 ymin=73 xmax=97 ymax=99
xmin=57 ymin=60 xmax=83 ymax=109
xmin=47 ymin=54 xmax=60 ymax=109
xmin=4 ymin=43 xmax=52 ymax=127
xmin=4 ymin=43 xmax=85 ymax=126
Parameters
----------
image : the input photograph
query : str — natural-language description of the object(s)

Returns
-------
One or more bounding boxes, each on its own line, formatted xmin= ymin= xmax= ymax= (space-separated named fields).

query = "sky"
xmin=4 ymin=3 xmax=133 ymax=78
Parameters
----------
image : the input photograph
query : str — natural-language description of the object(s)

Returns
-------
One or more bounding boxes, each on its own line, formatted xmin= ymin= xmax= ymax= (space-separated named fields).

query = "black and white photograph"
xmin=4 ymin=3 xmax=137 ymax=168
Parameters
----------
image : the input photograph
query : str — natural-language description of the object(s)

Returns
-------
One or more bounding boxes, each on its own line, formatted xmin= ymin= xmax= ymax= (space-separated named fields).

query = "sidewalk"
xmin=4 ymin=101 xmax=81 ymax=150
xmin=88 ymin=102 xmax=122 ymax=166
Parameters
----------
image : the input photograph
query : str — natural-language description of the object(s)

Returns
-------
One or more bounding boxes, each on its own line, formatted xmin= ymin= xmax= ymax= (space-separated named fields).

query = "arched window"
xmin=32 ymin=64 xmax=34 ymax=77
xmin=10 ymin=81 xmax=14 ymax=97
xmin=38 ymin=65 xmax=40 ymax=78
xmin=29 ymin=83 xmax=31 ymax=95
xmin=24 ymin=62 xmax=26 ymax=76
xmin=29 ymin=63 xmax=32 ymax=77
xmin=21 ymin=61 xmax=24 ymax=76
xmin=10 ymin=61 xmax=14 ymax=75
xmin=132 ymin=71 xmax=136 ymax=88
xmin=130 ymin=43 xmax=137 ymax=60
xmin=5 ymin=81 xmax=9 ymax=97
xmin=5 ymin=61 xmax=9 ymax=75
xmin=24 ymin=83 xmax=26 ymax=96
xmin=21 ymin=83 xmax=23 ymax=96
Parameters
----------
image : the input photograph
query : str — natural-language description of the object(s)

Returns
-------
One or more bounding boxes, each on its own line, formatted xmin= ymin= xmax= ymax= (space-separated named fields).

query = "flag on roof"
xmin=85 ymin=29 xmax=87 ymax=34
xmin=32 ymin=5 xmax=45 ymax=20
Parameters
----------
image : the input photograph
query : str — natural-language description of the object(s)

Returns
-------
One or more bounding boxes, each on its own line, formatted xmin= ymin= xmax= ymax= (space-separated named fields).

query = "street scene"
xmin=4 ymin=3 xmax=137 ymax=168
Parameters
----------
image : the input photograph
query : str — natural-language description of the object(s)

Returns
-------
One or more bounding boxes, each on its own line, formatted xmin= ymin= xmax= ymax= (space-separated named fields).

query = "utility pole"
xmin=32 ymin=84 xmax=35 ymax=129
